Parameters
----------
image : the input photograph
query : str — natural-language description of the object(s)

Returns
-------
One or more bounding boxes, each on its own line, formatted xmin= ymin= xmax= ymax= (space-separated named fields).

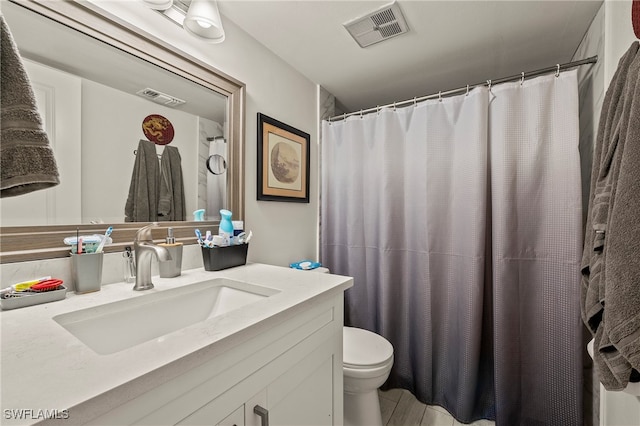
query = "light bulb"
xmin=142 ymin=0 xmax=173 ymax=10
xmin=196 ymin=19 xmax=212 ymax=29
xmin=183 ymin=0 xmax=225 ymax=43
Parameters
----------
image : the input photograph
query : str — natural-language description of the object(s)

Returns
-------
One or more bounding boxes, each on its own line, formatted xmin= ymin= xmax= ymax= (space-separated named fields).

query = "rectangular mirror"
xmin=0 ymin=0 xmax=245 ymax=263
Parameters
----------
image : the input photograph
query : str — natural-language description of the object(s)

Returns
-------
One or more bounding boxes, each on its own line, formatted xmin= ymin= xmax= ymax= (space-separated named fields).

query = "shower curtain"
xmin=321 ymin=70 xmax=583 ymax=425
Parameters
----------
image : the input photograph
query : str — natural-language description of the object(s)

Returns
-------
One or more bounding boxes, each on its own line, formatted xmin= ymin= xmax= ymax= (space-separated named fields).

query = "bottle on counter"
xmin=219 ymin=209 xmax=234 ymax=246
xmin=159 ymin=227 xmax=183 ymax=278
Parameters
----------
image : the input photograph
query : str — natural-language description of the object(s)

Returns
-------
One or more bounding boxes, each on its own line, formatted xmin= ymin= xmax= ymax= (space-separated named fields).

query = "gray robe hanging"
xmin=581 ymin=41 xmax=640 ymax=391
xmin=125 ymin=139 xmax=185 ymax=222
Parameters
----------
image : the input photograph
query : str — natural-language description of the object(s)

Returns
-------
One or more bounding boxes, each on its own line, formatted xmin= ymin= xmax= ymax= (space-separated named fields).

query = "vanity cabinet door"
xmin=214 ymin=391 xmax=268 ymax=426
xmin=180 ymin=334 xmax=337 ymax=426
xmin=181 ymin=387 xmax=268 ymax=426
xmin=217 ymin=405 xmax=244 ymax=426
xmin=266 ymin=346 xmax=334 ymax=425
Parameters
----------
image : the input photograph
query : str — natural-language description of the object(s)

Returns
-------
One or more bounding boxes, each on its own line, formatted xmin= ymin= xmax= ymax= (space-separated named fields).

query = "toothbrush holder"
xmin=71 ymin=252 xmax=103 ymax=294
xmin=201 ymin=243 xmax=248 ymax=271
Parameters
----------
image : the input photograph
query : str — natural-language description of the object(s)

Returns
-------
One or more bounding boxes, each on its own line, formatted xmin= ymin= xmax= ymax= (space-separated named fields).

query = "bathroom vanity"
xmin=0 ymin=264 xmax=352 ymax=425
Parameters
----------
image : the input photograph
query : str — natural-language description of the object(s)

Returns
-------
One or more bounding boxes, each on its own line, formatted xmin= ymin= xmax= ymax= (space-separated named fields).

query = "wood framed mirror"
xmin=0 ymin=0 xmax=245 ymax=263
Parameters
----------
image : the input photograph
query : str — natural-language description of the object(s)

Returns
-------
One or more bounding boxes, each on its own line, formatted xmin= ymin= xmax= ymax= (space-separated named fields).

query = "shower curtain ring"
xmin=487 ymin=80 xmax=492 ymax=91
xmin=377 ymin=105 xmax=380 ymax=115
xmin=466 ymin=84 xmax=470 ymax=96
xmin=360 ymin=109 xmax=363 ymax=119
xmin=393 ymin=102 xmax=397 ymax=111
xmin=520 ymin=72 xmax=525 ymax=85
xmin=438 ymin=91 xmax=442 ymax=102
xmin=343 ymin=113 xmax=346 ymax=121
xmin=556 ymin=64 xmax=560 ymax=77
xmin=413 ymin=96 xmax=417 ymax=107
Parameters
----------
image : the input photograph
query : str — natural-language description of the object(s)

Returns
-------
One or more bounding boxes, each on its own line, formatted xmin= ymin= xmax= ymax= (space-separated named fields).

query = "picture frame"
xmin=257 ymin=113 xmax=310 ymax=203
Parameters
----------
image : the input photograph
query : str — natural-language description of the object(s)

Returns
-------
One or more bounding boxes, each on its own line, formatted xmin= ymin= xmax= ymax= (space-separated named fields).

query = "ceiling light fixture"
xmin=142 ymin=0 xmax=174 ymax=10
xmin=183 ymin=0 xmax=225 ymax=43
xmin=142 ymin=0 xmax=225 ymax=43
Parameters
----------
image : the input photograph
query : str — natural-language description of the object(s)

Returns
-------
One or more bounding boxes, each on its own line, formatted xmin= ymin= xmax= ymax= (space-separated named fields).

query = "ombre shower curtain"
xmin=321 ymin=70 xmax=583 ymax=425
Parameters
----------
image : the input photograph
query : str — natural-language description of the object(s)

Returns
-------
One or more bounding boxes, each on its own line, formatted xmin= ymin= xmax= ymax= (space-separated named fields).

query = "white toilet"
xmin=342 ymin=326 xmax=394 ymax=426
xmin=307 ymin=266 xmax=395 ymax=426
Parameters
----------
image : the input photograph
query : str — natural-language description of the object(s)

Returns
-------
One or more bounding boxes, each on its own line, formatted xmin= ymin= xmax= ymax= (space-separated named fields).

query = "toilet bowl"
xmin=343 ymin=326 xmax=394 ymax=426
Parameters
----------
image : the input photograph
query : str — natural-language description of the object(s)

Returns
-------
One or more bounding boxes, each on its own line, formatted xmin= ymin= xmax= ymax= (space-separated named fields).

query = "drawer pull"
xmin=253 ymin=405 xmax=269 ymax=426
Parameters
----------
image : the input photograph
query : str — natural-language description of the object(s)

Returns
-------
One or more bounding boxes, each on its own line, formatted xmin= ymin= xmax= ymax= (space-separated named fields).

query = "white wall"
xmin=86 ymin=1 xmax=319 ymax=267
xmin=573 ymin=3 xmax=605 ymax=228
xmin=604 ymin=0 xmax=638 ymax=84
xmin=572 ymin=6 xmax=606 ymax=425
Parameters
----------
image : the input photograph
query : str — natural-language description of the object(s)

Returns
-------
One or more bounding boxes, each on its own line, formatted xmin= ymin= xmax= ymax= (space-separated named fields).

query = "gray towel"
xmin=581 ymin=41 xmax=640 ymax=390
xmin=125 ymin=140 xmax=159 ymax=222
xmin=125 ymin=140 xmax=185 ymax=222
xmin=158 ymin=145 xmax=185 ymax=221
xmin=0 ymin=15 xmax=59 ymax=197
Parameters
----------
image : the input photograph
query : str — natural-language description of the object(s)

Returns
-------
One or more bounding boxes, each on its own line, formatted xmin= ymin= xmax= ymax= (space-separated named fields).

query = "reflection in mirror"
xmin=1 ymin=0 xmax=228 ymax=226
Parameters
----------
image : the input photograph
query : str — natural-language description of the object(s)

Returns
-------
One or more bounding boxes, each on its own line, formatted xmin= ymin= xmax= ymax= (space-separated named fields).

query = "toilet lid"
xmin=343 ymin=327 xmax=394 ymax=369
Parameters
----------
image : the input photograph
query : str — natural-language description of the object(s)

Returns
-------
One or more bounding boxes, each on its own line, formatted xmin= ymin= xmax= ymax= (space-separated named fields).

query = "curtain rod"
xmin=327 ymin=55 xmax=598 ymax=122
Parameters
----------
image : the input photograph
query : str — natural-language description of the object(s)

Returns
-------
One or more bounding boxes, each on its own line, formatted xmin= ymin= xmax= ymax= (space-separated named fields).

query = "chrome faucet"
xmin=133 ymin=223 xmax=172 ymax=291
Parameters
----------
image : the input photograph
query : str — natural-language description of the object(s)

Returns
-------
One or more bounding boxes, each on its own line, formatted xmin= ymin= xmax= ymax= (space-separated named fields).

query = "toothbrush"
xmin=0 ymin=276 xmax=51 ymax=296
xmin=94 ymin=226 xmax=113 ymax=253
xmin=195 ymin=229 xmax=204 ymax=246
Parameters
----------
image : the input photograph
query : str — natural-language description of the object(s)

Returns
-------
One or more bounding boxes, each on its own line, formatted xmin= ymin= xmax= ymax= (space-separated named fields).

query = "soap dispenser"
xmin=159 ymin=227 xmax=183 ymax=278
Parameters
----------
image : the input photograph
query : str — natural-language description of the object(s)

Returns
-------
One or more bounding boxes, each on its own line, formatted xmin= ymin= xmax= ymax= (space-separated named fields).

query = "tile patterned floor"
xmin=379 ymin=389 xmax=495 ymax=426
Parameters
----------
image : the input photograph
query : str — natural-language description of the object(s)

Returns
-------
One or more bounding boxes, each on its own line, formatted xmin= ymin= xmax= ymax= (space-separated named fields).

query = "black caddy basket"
xmin=201 ymin=243 xmax=248 ymax=271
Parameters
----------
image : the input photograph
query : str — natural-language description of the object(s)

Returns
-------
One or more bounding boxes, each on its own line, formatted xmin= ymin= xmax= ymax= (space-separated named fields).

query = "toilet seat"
xmin=343 ymin=327 xmax=393 ymax=369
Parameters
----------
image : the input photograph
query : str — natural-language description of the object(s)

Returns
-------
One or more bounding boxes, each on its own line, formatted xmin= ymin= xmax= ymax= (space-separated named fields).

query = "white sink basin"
xmin=53 ymin=278 xmax=279 ymax=355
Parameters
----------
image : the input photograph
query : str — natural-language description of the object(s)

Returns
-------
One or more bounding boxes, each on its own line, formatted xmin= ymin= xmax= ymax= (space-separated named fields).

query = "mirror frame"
xmin=0 ymin=0 xmax=245 ymax=264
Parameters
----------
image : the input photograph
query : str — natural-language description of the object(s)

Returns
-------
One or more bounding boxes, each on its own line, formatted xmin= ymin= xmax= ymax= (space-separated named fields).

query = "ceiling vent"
xmin=136 ymin=88 xmax=186 ymax=108
xmin=344 ymin=1 xmax=409 ymax=48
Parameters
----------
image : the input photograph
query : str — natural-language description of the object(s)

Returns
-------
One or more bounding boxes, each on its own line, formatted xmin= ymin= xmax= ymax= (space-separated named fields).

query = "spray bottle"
xmin=219 ymin=209 xmax=234 ymax=246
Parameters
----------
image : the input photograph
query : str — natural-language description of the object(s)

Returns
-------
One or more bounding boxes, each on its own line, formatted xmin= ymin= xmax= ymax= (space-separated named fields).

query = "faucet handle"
xmin=135 ymin=222 xmax=158 ymax=242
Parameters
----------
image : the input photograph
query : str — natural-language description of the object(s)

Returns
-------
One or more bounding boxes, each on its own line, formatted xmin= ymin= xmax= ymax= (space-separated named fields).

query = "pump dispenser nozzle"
xmin=166 ymin=227 xmax=175 ymax=244
xmin=159 ymin=227 xmax=182 ymax=278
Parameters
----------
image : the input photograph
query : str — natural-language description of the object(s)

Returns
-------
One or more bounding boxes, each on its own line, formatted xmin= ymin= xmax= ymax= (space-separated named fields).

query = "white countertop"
xmin=0 ymin=263 xmax=352 ymax=425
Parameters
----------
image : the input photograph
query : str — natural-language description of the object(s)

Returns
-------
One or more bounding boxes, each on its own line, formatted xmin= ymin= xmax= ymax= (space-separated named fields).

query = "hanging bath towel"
xmin=125 ymin=140 xmax=185 ymax=222
xmin=582 ymin=41 xmax=640 ymax=390
xmin=0 ymin=15 xmax=59 ymax=197
xmin=158 ymin=145 xmax=185 ymax=221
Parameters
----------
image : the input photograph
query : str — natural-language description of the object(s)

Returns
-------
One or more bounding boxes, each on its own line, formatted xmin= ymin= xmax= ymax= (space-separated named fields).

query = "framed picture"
xmin=257 ymin=113 xmax=310 ymax=203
